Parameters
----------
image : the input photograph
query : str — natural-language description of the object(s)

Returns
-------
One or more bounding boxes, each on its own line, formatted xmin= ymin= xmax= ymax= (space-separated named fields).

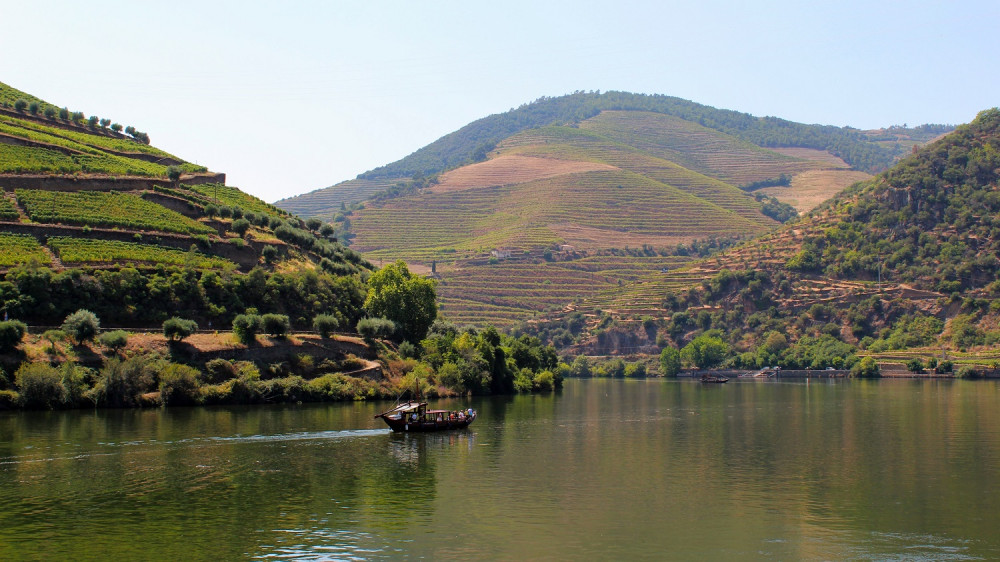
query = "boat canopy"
xmin=375 ymin=401 xmax=426 ymax=418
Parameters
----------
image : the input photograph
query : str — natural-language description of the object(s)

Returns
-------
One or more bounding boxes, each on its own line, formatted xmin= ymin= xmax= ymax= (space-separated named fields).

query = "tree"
xmin=163 ymin=317 xmax=198 ymax=341
xmin=166 ymin=165 xmax=182 ymax=182
xmin=906 ymin=358 xmax=924 ymax=373
xmin=231 ymin=218 xmax=251 ymax=237
xmin=13 ymin=98 xmax=27 ymax=111
xmin=28 ymin=101 xmax=40 ymax=115
xmin=110 ymin=122 xmax=123 ymax=132
xmin=363 ymin=260 xmax=437 ymax=342
xmin=62 ymin=309 xmax=100 ymax=344
xmin=681 ymin=334 xmax=729 ymax=369
xmin=59 ymin=107 xmax=70 ymax=120
xmin=313 ymin=314 xmax=339 ymax=338
xmin=232 ymin=314 xmax=262 ymax=344
xmin=306 ymin=218 xmax=322 ymax=231
xmin=99 ymin=118 xmax=111 ymax=129
xmin=261 ymin=314 xmax=290 ymax=338
xmin=850 ymin=356 xmax=881 ymax=378
xmin=44 ymin=106 xmax=57 ymax=119
xmin=0 ymin=320 xmax=27 ymax=353
xmin=319 ymin=223 xmax=335 ymax=237
xmin=87 ymin=115 xmax=99 ymax=128
xmin=659 ymin=346 xmax=681 ymax=376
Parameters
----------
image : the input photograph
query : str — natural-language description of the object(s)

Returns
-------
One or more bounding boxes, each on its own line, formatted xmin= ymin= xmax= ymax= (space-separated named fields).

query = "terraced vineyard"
xmin=578 ymin=111 xmax=824 ymax=185
xmin=276 ymin=178 xmax=399 ymax=221
xmin=1 ymin=114 xmax=183 ymax=160
xmin=16 ymin=189 xmax=214 ymax=234
xmin=0 ymin=233 xmax=50 ymax=267
xmin=186 ymin=183 xmax=288 ymax=216
xmin=48 ymin=237 xmax=235 ymax=269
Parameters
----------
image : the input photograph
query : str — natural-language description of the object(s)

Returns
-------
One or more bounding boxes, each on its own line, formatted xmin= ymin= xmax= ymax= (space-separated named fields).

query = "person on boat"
xmin=457 ymin=410 xmax=465 ymax=421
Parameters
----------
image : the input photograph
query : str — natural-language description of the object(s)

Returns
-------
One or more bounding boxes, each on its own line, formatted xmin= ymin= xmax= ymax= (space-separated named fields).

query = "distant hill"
xmin=280 ymin=91 xmax=946 ymax=215
xmin=278 ymin=93 xmax=953 ymax=326
xmin=522 ymin=108 xmax=1000 ymax=373
xmin=0 ymin=81 xmax=370 ymax=330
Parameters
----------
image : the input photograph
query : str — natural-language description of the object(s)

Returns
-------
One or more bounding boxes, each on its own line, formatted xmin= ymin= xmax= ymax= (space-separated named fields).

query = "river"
xmin=2 ymin=378 xmax=999 ymax=560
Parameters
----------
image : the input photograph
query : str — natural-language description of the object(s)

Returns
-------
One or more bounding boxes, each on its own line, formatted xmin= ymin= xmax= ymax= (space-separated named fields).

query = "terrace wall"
xmin=0 ymin=172 xmax=226 ymax=192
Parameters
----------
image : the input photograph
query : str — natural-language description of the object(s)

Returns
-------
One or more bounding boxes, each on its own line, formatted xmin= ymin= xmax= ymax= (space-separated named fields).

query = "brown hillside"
xmin=757 ymin=170 xmax=871 ymax=214
xmin=431 ymin=155 xmax=618 ymax=193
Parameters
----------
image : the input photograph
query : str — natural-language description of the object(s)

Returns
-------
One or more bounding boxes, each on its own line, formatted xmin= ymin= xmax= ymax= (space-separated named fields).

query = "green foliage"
xmin=233 ymin=314 xmax=262 ymax=345
xmin=850 ymin=356 xmax=881 ymax=378
xmin=98 ymin=330 xmax=129 ymax=352
xmin=659 ymin=346 xmax=681 ymax=376
xmin=261 ymin=313 xmax=290 ymax=338
xmin=0 ymin=320 xmax=27 ymax=353
xmin=48 ymin=237 xmax=234 ymax=269
xmin=159 ymin=363 xmax=201 ymax=405
xmin=15 ymin=363 xmax=65 ymax=408
xmin=90 ymin=355 xmax=160 ymax=407
xmin=624 ymin=361 xmax=647 ymax=377
xmin=231 ymin=218 xmax=251 ymax=237
xmin=357 ymin=317 xmax=396 ymax=343
xmin=262 ymin=245 xmax=278 ymax=264
xmin=16 ymin=189 xmax=214 ymax=235
xmin=364 ymin=260 xmax=437 ymax=342
xmin=313 ymin=314 xmax=339 ymax=338
xmin=62 ymin=309 xmax=100 ymax=344
xmin=681 ymin=334 xmax=729 ymax=369
xmin=0 ymin=234 xmax=50 ymax=267
xmin=906 ymin=358 xmax=924 ymax=373
xmin=163 ymin=317 xmax=198 ymax=341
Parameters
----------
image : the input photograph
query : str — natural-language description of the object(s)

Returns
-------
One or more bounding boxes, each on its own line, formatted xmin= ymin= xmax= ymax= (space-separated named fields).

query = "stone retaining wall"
xmin=0 ymin=172 xmax=226 ymax=192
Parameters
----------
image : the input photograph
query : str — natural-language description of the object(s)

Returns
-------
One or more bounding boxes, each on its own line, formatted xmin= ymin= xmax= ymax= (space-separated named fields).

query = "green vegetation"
xmin=186 ymin=183 xmax=287 ymax=217
xmin=313 ymin=314 xmax=339 ymax=338
xmin=62 ymin=309 xmax=100 ymax=344
xmin=163 ymin=317 xmax=198 ymax=341
xmin=0 ymin=320 xmax=27 ymax=353
xmin=363 ymin=261 xmax=437 ymax=342
xmin=48 ymin=237 xmax=234 ymax=268
xmin=0 ymin=234 xmax=49 ymax=267
xmin=98 ymin=330 xmax=129 ymax=353
xmin=17 ymin=190 xmax=214 ymax=234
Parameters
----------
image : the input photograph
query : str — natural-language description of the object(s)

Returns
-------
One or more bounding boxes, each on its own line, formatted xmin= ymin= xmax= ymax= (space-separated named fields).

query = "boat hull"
xmin=380 ymin=415 xmax=476 ymax=432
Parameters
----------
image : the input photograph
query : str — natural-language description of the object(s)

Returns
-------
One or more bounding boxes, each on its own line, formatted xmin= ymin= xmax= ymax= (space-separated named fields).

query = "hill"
xmin=0 ymin=81 xmax=371 ymax=331
xmin=284 ymin=94 xmax=950 ymax=327
xmin=519 ymin=108 xmax=1000 ymax=375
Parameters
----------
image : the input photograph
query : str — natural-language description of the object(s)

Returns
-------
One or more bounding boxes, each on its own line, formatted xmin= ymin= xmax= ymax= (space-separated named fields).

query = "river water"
xmin=2 ymin=378 xmax=999 ymax=560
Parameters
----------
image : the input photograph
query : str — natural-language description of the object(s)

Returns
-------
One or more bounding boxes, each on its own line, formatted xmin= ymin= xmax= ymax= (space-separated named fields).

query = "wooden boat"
xmin=375 ymin=401 xmax=477 ymax=432
xmin=700 ymin=374 xmax=730 ymax=383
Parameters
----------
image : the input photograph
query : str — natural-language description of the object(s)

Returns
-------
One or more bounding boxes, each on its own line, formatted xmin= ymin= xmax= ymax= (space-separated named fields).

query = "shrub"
xmin=533 ymin=370 xmax=556 ymax=390
xmin=166 ymin=165 xmax=182 ymax=182
xmin=13 ymin=98 xmax=27 ymax=111
xmin=44 ymin=106 xmax=57 ymax=119
xmin=659 ymin=347 xmax=681 ymax=377
xmin=231 ymin=218 xmax=251 ymax=237
xmin=59 ymin=107 xmax=70 ymax=120
xmin=956 ymin=366 xmax=980 ymax=379
xmin=203 ymin=358 xmax=237 ymax=384
xmin=98 ymin=330 xmax=129 ymax=353
xmin=624 ymin=362 xmax=647 ymax=378
xmin=0 ymin=320 xmax=28 ymax=353
xmin=262 ymin=245 xmax=278 ymax=264
xmin=906 ymin=358 xmax=924 ymax=373
xmin=398 ymin=340 xmax=418 ymax=359
xmin=163 ymin=317 xmax=198 ymax=341
xmin=204 ymin=204 xmax=219 ymax=218
xmin=233 ymin=314 xmax=262 ymax=344
xmin=62 ymin=309 xmax=100 ymax=344
xmin=850 ymin=356 xmax=881 ymax=378
xmin=28 ymin=102 xmax=40 ymax=114
xmin=15 ymin=363 xmax=66 ymax=408
xmin=357 ymin=317 xmax=396 ymax=343
xmin=90 ymin=356 xmax=159 ymax=407
xmin=159 ymin=363 xmax=202 ymax=405
xmin=937 ymin=360 xmax=954 ymax=373
xmin=313 ymin=314 xmax=339 ymax=338
xmin=261 ymin=314 xmax=290 ymax=338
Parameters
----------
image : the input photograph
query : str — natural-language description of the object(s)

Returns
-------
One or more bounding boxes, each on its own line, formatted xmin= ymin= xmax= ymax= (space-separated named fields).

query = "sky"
xmin=2 ymin=0 xmax=998 ymax=203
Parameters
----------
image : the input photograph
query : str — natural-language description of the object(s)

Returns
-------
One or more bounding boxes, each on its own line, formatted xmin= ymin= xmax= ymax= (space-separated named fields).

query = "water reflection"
xmin=1 ymin=380 xmax=1000 ymax=559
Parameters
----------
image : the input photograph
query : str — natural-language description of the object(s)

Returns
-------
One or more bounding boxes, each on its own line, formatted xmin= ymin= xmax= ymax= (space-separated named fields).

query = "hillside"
xmin=0 ymin=81 xmax=371 ymax=330
xmin=289 ymin=94 xmax=954 ymax=327
xmin=522 ymin=108 xmax=1000 ymax=374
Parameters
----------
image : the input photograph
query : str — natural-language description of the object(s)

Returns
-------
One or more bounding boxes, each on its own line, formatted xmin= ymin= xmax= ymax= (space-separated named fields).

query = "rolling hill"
xmin=0 ymin=81 xmax=370 ymax=330
xmin=278 ymin=93 xmax=948 ymax=327
xmin=519 ymin=108 xmax=1000 ymax=373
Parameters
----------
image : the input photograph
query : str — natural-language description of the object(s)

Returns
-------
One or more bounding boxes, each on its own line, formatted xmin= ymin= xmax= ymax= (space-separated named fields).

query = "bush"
xmin=62 ymin=309 xmax=100 ymax=344
xmin=0 ymin=320 xmax=27 ymax=353
xmin=233 ymin=314 xmax=262 ymax=344
xmin=906 ymin=358 xmax=924 ymax=373
xmin=44 ymin=106 xmax=57 ymax=119
xmin=15 ymin=363 xmax=66 ymax=408
xmin=659 ymin=347 xmax=681 ymax=377
xmin=231 ymin=218 xmax=251 ymax=237
xmin=262 ymin=245 xmax=278 ymax=264
xmin=90 ymin=356 xmax=159 ymax=407
xmin=13 ymin=98 xmax=27 ymax=111
xmin=313 ymin=314 xmax=339 ymax=338
xmin=98 ymin=330 xmax=129 ymax=353
xmin=957 ymin=366 xmax=980 ymax=379
xmin=163 ymin=317 xmax=198 ymax=341
xmin=159 ymin=363 xmax=202 ymax=405
xmin=937 ymin=360 xmax=954 ymax=373
xmin=261 ymin=314 xmax=290 ymax=338
xmin=357 ymin=317 xmax=396 ymax=343
xmin=166 ymin=165 xmax=182 ymax=182
xmin=850 ymin=356 xmax=881 ymax=378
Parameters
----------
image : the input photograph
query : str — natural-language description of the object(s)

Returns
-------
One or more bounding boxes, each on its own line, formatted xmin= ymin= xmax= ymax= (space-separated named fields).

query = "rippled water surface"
xmin=2 ymin=378 xmax=1000 ymax=560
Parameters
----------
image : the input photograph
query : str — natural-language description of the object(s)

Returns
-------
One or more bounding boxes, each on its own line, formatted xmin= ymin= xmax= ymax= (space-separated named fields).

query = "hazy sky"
xmin=2 ymin=0 xmax=997 ymax=203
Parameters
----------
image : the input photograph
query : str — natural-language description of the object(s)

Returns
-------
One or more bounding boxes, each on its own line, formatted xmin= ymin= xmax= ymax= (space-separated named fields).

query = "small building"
xmin=560 ymin=244 xmax=575 ymax=253
xmin=491 ymin=249 xmax=513 ymax=259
